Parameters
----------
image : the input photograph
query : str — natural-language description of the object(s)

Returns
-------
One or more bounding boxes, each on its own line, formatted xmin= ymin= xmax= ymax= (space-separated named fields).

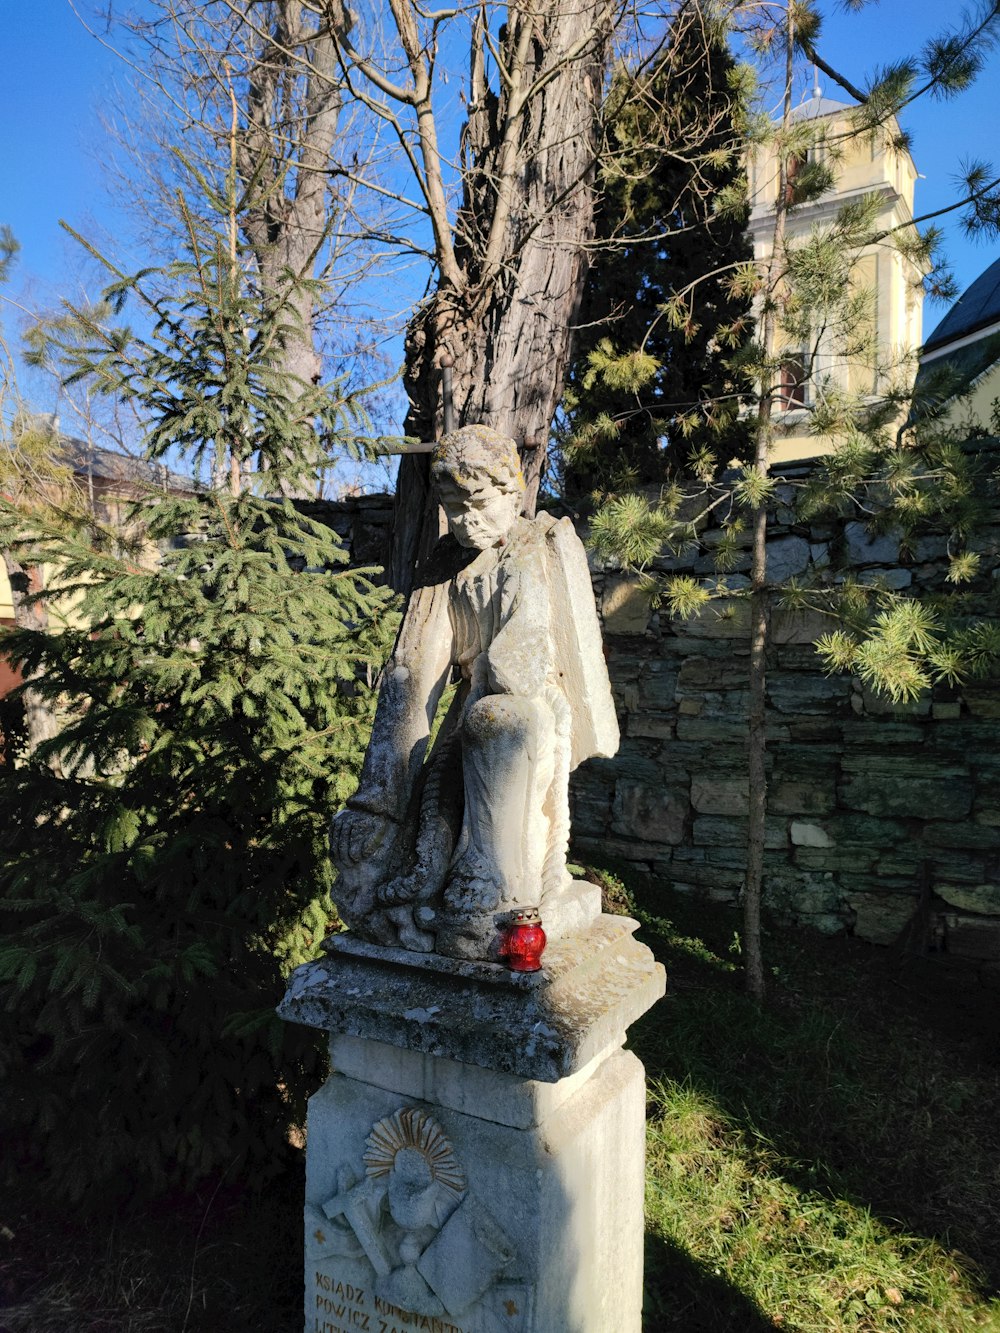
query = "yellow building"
xmin=747 ymin=83 xmax=925 ymax=463
xmin=1 ymin=438 xmax=193 ymax=690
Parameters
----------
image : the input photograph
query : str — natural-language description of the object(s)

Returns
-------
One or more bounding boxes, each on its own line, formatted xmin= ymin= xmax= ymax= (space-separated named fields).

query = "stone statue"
xmin=331 ymin=425 xmax=619 ymax=961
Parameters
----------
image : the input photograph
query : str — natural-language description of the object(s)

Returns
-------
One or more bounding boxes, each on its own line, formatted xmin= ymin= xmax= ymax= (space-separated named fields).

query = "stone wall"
xmin=319 ymin=458 xmax=1000 ymax=964
xmin=575 ymin=449 xmax=1000 ymax=966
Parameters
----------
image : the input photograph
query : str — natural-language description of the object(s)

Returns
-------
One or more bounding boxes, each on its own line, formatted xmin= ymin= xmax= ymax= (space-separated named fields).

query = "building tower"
xmin=747 ymin=77 xmax=925 ymax=463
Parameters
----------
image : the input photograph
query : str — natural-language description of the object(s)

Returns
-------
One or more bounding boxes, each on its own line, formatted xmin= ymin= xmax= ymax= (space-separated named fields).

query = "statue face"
xmin=436 ymin=474 xmax=521 ymax=550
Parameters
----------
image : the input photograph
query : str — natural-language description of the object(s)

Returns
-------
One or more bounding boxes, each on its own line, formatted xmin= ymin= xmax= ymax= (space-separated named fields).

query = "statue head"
xmin=431 ymin=425 xmax=525 ymax=549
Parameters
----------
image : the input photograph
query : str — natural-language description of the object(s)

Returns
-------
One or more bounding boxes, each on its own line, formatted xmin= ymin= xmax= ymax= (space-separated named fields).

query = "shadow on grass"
xmin=592 ymin=866 xmax=1000 ymax=1316
xmin=643 ymin=1232 xmax=776 ymax=1332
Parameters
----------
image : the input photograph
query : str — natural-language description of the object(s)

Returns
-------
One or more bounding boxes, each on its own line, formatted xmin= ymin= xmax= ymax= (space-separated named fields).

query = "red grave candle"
xmin=501 ymin=907 xmax=546 ymax=972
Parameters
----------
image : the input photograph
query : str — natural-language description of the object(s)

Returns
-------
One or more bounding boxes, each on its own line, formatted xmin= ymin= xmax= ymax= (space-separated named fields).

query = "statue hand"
xmin=331 ymin=806 xmax=387 ymax=869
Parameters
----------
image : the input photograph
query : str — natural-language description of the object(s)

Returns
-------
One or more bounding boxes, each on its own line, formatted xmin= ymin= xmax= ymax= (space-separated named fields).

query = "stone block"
xmin=768 ymin=780 xmax=837 ymax=816
xmin=765 ymin=535 xmax=811 ymax=583
xmin=692 ymin=816 xmax=787 ymax=850
xmin=690 ymin=777 xmax=748 ymax=816
xmin=611 ymin=780 xmax=688 ymax=845
xmin=769 ymin=607 xmax=832 ymax=644
xmin=974 ymin=801 xmax=1000 ymax=827
xmin=304 ymin=1045 xmax=647 ymax=1333
xmin=846 ymin=890 xmax=916 ymax=945
xmin=601 ymin=577 xmax=652 ymax=636
xmin=856 ymin=684 xmax=931 ymax=717
xmin=636 ymin=664 xmax=679 ymax=710
xmin=794 ymin=845 xmax=878 ymax=873
xmin=923 ymin=821 xmax=1000 ymax=852
xmin=943 ymin=914 xmax=1000 ymax=960
xmin=963 ymin=688 xmax=1000 ymax=719
xmin=857 ymin=567 xmax=913 ymax=590
xmin=280 ymin=918 xmax=665 ymax=1085
xmin=682 ymin=599 xmax=751 ymax=639
xmin=790 ymin=821 xmax=833 ymax=848
xmin=626 ymin=711 xmax=675 ymax=739
xmin=765 ymin=868 xmax=847 ymax=927
xmin=844 ymin=521 xmax=900 ymax=565
xmin=676 ymin=656 xmax=749 ymax=689
xmin=842 ymin=720 xmax=926 ymax=745
xmin=932 ymin=701 xmax=962 ymax=720
xmin=839 ymin=761 xmax=973 ymax=820
xmin=768 ymin=673 xmax=850 ymax=715
xmin=936 ymin=884 xmax=1000 ymax=916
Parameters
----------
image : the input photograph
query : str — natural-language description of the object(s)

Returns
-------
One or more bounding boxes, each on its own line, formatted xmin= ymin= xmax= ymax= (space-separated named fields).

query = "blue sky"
xmin=3 ymin=1 xmax=1000 ymax=415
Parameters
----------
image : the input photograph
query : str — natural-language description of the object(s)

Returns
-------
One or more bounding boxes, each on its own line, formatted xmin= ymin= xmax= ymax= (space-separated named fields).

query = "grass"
xmin=3 ymin=868 xmax=1000 ymax=1332
xmin=602 ymin=866 xmax=1000 ymax=1331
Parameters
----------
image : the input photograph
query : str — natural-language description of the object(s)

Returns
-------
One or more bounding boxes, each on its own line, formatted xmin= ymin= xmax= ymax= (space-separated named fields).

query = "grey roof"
xmin=788 ymin=92 xmax=854 ymax=122
xmin=58 ymin=437 xmax=194 ymax=493
xmin=922 ymin=255 xmax=1000 ymax=355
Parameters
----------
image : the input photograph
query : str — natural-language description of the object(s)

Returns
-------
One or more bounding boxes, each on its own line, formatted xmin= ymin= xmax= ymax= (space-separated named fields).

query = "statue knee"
xmin=463 ymin=694 xmax=536 ymax=751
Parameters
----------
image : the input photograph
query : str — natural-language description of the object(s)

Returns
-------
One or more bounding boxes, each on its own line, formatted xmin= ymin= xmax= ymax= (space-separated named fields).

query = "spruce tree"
xmin=0 ymin=191 xmax=398 ymax=1200
xmin=560 ymin=0 xmax=755 ymax=497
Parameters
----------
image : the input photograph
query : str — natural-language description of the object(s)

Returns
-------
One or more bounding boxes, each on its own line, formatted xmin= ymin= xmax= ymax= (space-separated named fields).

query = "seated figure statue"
xmin=331 ymin=425 xmax=619 ymax=961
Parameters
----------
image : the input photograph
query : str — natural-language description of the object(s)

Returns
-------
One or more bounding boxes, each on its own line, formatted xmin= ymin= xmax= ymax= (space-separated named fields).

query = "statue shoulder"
xmin=414 ymin=534 xmax=479 ymax=588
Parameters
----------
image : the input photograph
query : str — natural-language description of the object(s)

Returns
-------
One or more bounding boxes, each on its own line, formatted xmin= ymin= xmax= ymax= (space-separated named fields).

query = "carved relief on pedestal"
xmin=309 ymin=1106 xmax=531 ymax=1326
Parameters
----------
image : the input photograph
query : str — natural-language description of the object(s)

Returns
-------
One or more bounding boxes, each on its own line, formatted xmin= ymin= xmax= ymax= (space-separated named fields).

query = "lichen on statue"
xmin=331 ymin=425 xmax=619 ymax=962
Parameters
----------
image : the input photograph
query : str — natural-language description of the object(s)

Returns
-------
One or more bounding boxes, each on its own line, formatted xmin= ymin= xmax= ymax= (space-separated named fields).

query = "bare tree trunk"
xmin=2 ymin=556 xmax=61 ymax=769
xmin=237 ymin=2 xmax=343 ymax=494
xmin=391 ymin=0 xmax=612 ymax=593
xmin=744 ymin=3 xmax=794 ymax=1002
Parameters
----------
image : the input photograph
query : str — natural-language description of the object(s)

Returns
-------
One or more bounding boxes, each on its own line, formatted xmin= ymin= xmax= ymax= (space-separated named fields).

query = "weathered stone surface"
xmin=936 ymin=884 xmax=1000 ymax=916
xmin=690 ymin=778 xmax=748 ymax=816
xmin=332 ymin=426 xmax=619 ymax=962
xmin=768 ymin=673 xmax=850 ymax=715
xmin=765 ymin=535 xmax=811 ymax=583
xmin=636 ymin=664 xmax=679 ymax=709
xmin=790 ymin=821 xmax=833 ymax=848
xmin=769 ymin=607 xmax=832 ymax=644
xmin=840 ymin=761 xmax=973 ymax=819
xmin=682 ymin=599 xmax=751 ymax=638
xmin=857 ymin=684 xmax=932 ymax=717
xmin=857 ymin=566 xmax=913 ymax=590
xmin=602 ymin=576 xmax=652 ymax=635
xmin=765 ymin=869 xmax=847 ymax=934
xmin=611 ymin=780 xmax=688 ymax=844
xmin=280 ymin=916 xmax=665 ymax=1084
xmin=963 ymin=687 xmax=1000 ymax=718
xmin=794 ymin=845 xmax=878 ymax=873
xmin=304 ymin=1044 xmax=648 ymax=1332
xmin=768 ymin=780 xmax=837 ymax=815
xmin=692 ymin=816 xmax=787 ymax=850
xmin=846 ymin=891 xmax=916 ymax=945
xmin=626 ymin=711 xmax=675 ymax=739
xmin=844 ymin=521 xmax=900 ymax=564
xmin=923 ymin=821 xmax=1000 ymax=851
xmin=676 ymin=656 xmax=749 ymax=689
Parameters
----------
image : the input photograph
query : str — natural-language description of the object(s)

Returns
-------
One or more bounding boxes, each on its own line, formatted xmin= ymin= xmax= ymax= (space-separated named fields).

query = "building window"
xmin=777 ymin=352 xmax=809 ymax=409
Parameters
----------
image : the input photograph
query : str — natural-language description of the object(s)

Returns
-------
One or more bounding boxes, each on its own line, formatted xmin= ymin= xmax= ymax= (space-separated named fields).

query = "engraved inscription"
xmin=311 ymin=1269 xmax=471 ymax=1333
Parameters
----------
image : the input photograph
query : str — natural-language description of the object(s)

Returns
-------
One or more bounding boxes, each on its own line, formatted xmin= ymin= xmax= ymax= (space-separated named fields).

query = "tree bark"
xmin=392 ymin=0 xmax=612 ymax=593
xmin=237 ymin=2 xmax=343 ymax=493
xmin=744 ymin=3 xmax=794 ymax=1002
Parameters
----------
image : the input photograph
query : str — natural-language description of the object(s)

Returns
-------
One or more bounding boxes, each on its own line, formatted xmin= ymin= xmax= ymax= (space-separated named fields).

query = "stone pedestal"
xmin=279 ymin=915 xmax=665 ymax=1333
